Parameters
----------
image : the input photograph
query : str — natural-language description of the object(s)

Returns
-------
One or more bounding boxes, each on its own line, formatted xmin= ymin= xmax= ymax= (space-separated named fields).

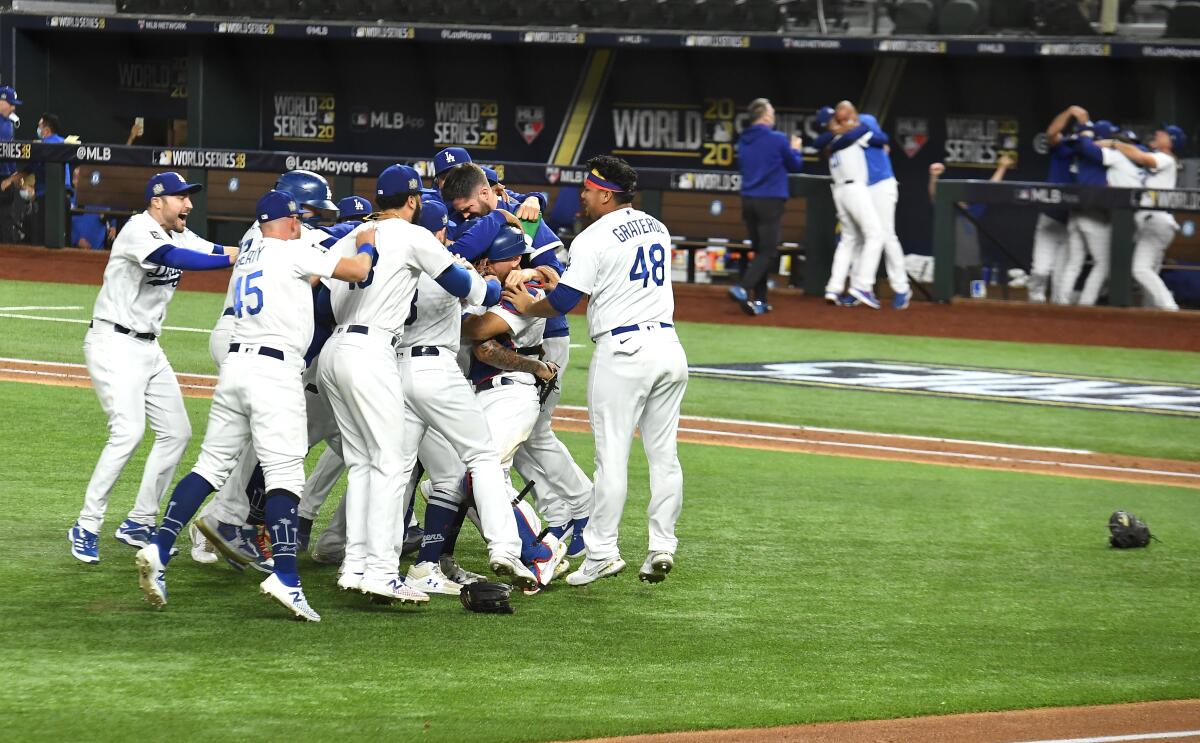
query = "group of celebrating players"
xmin=67 ymin=148 xmax=689 ymax=621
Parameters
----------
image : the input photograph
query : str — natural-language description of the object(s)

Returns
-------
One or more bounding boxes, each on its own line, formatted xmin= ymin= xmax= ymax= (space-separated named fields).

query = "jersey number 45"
xmin=233 ymin=270 xmax=264 ymax=318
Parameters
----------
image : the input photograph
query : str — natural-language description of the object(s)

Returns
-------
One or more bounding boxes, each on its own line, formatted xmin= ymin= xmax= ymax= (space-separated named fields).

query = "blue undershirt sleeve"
xmin=434 ymin=263 xmax=476 ymax=299
xmin=547 ymin=284 xmax=584 ymax=314
xmin=145 ymin=245 xmax=232 ymax=271
xmin=828 ymin=124 xmax=872 ymax=152
xmin=482 ymin=278 xmax=502 ymax=307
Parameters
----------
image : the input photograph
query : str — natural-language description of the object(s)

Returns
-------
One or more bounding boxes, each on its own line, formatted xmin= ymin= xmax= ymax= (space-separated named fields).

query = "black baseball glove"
xmin=535 ymin=362 xmax=560 ymax=409
xmin=1108 ymin=510 xmax=1152 ymax=548
xmin=460 ymin=581 xmax=515 ymax=614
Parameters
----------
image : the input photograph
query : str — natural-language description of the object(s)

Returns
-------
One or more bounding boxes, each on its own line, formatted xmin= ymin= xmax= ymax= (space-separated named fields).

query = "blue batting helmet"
xmin=486 ymin=225 xmax=527 ymax=261
xmin=275 ymin=170 xmax=337 ymax=221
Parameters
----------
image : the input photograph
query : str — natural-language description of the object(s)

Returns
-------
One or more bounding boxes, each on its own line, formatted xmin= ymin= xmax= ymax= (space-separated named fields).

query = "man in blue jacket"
xmin=728 ymin=98 xmax=804 ymax=316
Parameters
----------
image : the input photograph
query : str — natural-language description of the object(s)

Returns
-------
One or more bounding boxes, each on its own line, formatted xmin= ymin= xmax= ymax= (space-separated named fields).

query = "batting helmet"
xmin=275 ymin=170 xmax=337 ymax=222
xmin=487 ymin=224 xmax=527 ymax=261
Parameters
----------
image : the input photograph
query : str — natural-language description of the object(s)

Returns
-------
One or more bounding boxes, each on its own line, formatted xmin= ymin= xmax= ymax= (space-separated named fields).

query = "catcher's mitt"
xmin=1108 ymin=510 xmax=1152 ymax=549
xmin=535 ymin=362 xmax=560 ymax=409
xmin=460 ymin=581 xmax=515 ymax=614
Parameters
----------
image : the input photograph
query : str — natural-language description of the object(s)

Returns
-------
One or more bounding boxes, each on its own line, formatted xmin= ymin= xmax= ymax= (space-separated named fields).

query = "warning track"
xmin=3 ymin=357 xmax=1197 ymax=490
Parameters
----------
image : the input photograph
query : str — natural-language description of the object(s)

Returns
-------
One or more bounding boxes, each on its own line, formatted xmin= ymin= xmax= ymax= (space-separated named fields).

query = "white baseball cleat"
xmin=566 ymin=556 xmax=627 ymax=586
xmin=531 ymin=534 xmax=569 ymax=587
xmin=188 ymin=521 xmax=219 ymax=565
xmin=441 ymin=555 xmax=485 ymax=586
xmin=135 ymin=544 xmax=168 ymax=608
xmin=489 ymin=554 xmax=538 ymax=590
xmin=638 ymin=552 xmax=674 ymax=584
xmin=405 ymin=561 xmax=464 ymax=596
xmin=260 ymin=573 xmax=321 ymax=622
xmin=359 ymin=575 xmax=430 ymax=605
xmin=554 ymin=558 xmax=571 ymax=580
xmin=336 ymin=570 xmax=363 ymax=592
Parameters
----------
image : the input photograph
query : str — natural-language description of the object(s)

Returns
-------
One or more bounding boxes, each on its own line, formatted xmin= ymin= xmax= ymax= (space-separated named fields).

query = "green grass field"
xmin=0 ymin=278 xmax=1197 ymax=741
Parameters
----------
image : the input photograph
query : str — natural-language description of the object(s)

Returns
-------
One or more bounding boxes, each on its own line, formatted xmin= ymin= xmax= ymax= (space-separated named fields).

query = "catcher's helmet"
xmin=486 ymin=224 xmax=528 ymax=261
xmin=275 ymin=169 xmax=337 ymax=221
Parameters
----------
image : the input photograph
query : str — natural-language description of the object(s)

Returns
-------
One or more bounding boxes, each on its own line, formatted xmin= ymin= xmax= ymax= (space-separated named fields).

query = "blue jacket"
xmin=859 ymin=115 xmax=894 ymax=186
xmin=1042 ymin=143 xmax=1075 ymax=223
xmin=0 ymin=116 xmax=15 ymax=178
xmin=737 ymin=123 xmax=804 ymax=199
xmin=34 ymin=133 xmax=72 ymax=197
xmin=1068 ymin=137 xmax=1108 ymax=187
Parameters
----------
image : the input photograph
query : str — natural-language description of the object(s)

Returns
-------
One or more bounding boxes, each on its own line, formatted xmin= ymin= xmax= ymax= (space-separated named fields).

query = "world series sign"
xmin=273 ymin=92 xmax=336 ymax=144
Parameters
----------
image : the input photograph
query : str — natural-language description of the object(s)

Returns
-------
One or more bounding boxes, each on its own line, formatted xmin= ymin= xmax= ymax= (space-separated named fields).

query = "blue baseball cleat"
xmin=69 ymin=522 xmax=99 ymax=564
xmin=566 ymin=518 xmax=588 ymax=559
xmin=727 ymin=285 xmax=756 ymax=316
xmin=892 ymin=291 xmax=912 ymax=310
xmin=848 ymin=287 xmax=881 ymax=309
xmin=114 ymin=519 xmax=156 ymax=549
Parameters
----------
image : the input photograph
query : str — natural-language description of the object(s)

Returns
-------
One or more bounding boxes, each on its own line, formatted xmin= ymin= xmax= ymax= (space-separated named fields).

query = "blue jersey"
xmin=1069 ymin=137 xmax=1108 ymax=187
xmin=34 ymin=133 xmax=72 ymax=197
xmin=859 ymin=115 xmax=894 ymax=186
xmin=0 ymin=116 xmax=15 ymax=178
xmin=1043 ymin=143 xmax=1075 ymax=223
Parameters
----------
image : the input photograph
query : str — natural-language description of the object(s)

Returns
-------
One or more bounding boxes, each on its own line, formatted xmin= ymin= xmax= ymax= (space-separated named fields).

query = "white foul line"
xmin=1011 ymin=730 xmax=1200 ymax=743
xmin=0 ymin=305 xmax=83 ymax=311
xmin=0 ymin=312 xmax=214 ymax=334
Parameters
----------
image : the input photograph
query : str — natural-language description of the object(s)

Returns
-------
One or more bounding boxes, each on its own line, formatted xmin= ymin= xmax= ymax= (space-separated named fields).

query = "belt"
xmin=835 ymin=179 xmax=855 ymax=186
xmin=228 ymin=342 xmax=285 ymax=361
xmin=611 ymin=321 xmax=673 ymax=337
xmin=401 ymin=345 xmax=440 ymax=357
xmin=91 ymin=320 xmax=156 ymax=341
xmin=475 ymin=377 xmax=516 ymax=393
xmin=517 ymin=344 xmax=543 ymax=356
xmin=222 ymin=307 xmax=235 ymax=317
xmin=338 ymin=324 xmax=399 ymax=348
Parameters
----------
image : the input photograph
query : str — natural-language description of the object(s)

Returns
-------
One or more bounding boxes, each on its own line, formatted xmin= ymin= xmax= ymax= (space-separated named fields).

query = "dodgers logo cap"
xmin=433 ymin=147 xmax=471 ymax=176
xmin=337 ymin=195 xmax=372 ymax=221
xmin=377 ymin=164 xmax=423 ymax=198
xmin=1162 ymin=123 xmax=1187 ymax=152
xmin=1093 ymin=120 xmax=1117 ymax=140
xmin=256 ymin=189 xmax=302 ymax=222
xmin=418 ymin=197 xmax=449 ymax=235
xmin=815 ymin=106 xmax=835 ymax=128
xmin=0 ymin=86 xmax=21 ymax=105
xmin=145 ymin=171 xmax=203 ymax=202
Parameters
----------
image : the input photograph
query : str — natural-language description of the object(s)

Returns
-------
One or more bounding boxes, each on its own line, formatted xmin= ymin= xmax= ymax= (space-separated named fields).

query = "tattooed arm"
xmin=473 ymin=339 xmax=557 ymax=381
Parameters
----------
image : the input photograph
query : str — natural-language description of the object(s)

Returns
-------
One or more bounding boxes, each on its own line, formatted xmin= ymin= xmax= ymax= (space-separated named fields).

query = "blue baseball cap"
xmin=256 ymin=189 xmax=302 ymax=223
xmin=377 ymin=164 xmax=423 ymax=198
xmin=1094 ymin=120 xmax=1117 ymax=140
xmin=487 ymin=225 xmax=528 ymax=261
xmin=481 ymin=166 xmax=499 ymax=185
xmin=418 ymin=197 xmax=449 ymax=235
xmin=815 ymin=106 xmax=835 ymax=128
xmin=1161 ymin=123 xmax=1187 ymax=152
xmin=145 ymin=171 xmax=203 ymax=202
xmin=0 ymin=86 xmax=21 ymax=105
xmin=337 ymin=195 xmax=372 ymax=221
xmin=433 ymin=147 xmax=471 ymax=176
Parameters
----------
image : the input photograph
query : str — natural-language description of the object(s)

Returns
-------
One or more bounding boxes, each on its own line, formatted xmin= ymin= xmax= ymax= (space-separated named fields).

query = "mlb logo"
xmin=545 ymin=166 xmax=560 ymax=184
xmin=516 ymin=106 xmax=545 ymax=146
xmin=896 ymin=118 xmax=929 ymax=158
xmin=350 ymin=108 xmax=370 ymax=133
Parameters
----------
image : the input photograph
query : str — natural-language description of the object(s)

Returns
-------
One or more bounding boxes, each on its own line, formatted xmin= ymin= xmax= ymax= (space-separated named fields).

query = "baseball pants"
xmin=868 ymin=179 xmax=910 ymax=295
xmin=825 ymin=197 xmax=861 ymax=296
xmin=834 ymin=184 xmax=886 ymax=294
xmin=1132 ymin=213 xmax=1180 ymax=311
xmin=513 ymin=336 xmax=592 ymax=528
xmin=1029 ymin=213 xmax=1068 ymax=303
xmin=583 ymin=324 xmax=688 ymax=562
xmin=737 ymin=196 xmax=786 ymax=302
xmin=78 ymin=326 xmax=191 ymax=533
xmin=317 ymin=329 xmax=407 ymax=582
xmin=1059 ymin=211 xmax=1111 ymax=306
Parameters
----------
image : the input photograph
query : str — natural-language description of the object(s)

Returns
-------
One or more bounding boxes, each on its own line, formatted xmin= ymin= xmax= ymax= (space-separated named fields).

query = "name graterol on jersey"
xmin=610 ymin=213 xmax=668 ymax=243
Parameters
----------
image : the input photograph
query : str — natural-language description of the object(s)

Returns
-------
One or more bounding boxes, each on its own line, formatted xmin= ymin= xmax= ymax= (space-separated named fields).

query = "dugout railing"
xmin=931 ymin=178 xmax=1200 ymax=306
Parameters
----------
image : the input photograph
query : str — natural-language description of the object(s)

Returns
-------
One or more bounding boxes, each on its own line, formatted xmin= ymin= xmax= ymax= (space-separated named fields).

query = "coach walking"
xmin=728 ymin=98 xmax=804 ymax=316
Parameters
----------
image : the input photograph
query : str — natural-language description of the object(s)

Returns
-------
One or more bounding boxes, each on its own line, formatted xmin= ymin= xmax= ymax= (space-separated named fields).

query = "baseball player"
xmin=812 ymin=108 xmax=887 ymax=309
xmin=1060 ymin=120 xmax=1119 ymax=306
xmin=441 ymin=164 xmax=591 ymax=549
xmin=1112 ymin=125 xmax=1185 ymax=311
xmin=68 ymin=172 xmax=238 ymax=564
xmin=1034 ymin=105 xmax=1088 ymax=303
xmin=136 ymin=189 xmax=373 ymax=622
xmin=505 ymin=155 xmax=687 ymax=587
xmin=321 ymin=164 xmax=516 ymax=603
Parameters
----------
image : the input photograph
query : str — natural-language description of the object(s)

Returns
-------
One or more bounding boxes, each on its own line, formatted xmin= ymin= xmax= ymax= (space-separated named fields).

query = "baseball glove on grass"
xmin=460 ymin=582 xmax=515 ymax=614
xmin=1108 ymin=510 xmax=1153 ymax=549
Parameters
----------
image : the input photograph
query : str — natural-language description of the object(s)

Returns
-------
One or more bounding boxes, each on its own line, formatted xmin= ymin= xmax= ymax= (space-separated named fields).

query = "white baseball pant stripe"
xmin=78 ymin=329 xmax=191 ymax=533
xmin=1132 ymin=213 xmax=1180 ymax=311
xmin=513 ymin=336 xmax=593 ymax=527
xmin=584 ymin=328 xmax=688 ymax=562
xmin=1029 ymin=213 xmax=1069 ymax=303
xmin=394 ymin=350 xmax=524 ymax=563
xmin=317 ymin=332 xmax=406 ymax=582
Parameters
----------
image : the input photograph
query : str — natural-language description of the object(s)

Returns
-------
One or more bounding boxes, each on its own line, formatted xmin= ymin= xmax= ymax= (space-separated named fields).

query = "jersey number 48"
xmin=629 ymin=243 xmax=666 ymax=288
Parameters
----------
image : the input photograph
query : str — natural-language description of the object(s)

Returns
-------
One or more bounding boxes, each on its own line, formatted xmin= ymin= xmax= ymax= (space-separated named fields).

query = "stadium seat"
xmin=665 ymin=0 xmax=704 ymax=28
xmin=1034 ymin=0 xmax=1095 ymax=34
xmin=701 ymin=0 xmax=739 ymax=30
xmin=938 ymin=0 xmax=984 ymax=33
xmin=582 ymin=0 xmax=626 ymax=28
xmin=627 ymin=0 xmax=668 ymax=28
xmin=744 ymin=0 xmax=784 ymax=31
xmin=1167 ymin=0 xmax=1200 ymax=37
xmin=890 ymin=0 xmax=935 ymax=33
xmin=989 ymin=0 xmax=1033 ymax=28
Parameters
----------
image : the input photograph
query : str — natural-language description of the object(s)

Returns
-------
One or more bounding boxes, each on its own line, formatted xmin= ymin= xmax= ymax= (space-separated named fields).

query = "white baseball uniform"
xmin=558 ymin=207 xmax=688 ymax=561
xmin=190 ymin=233 xmax=339 ymax=501
xmin=317 ymin=218 xmax=464 ymax=582
xmin=1073 ymin=149 xmax=1143 ymax=306
xmin=1030 ymin=213 xmax=1069 ymax=303
xmin=78 ymin=212 xmax=221 ymax=533
xmin=826 ymin=132 xmax=886 ymax=295
xmin=1132 ymin=151 xmax=1180 ymax=310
